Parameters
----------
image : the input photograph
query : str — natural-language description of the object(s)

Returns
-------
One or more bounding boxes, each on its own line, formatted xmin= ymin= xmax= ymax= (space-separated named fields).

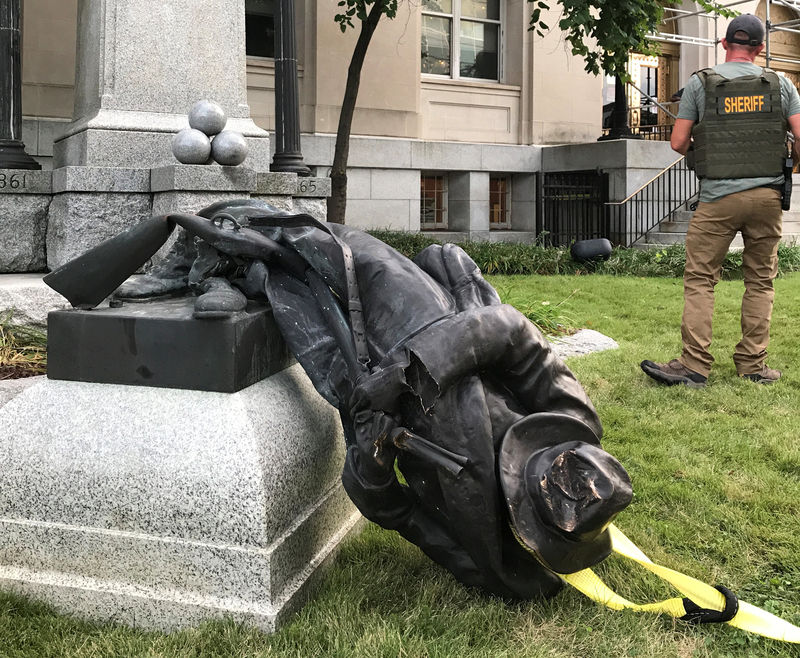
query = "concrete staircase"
xmin=638 ymin=176 xmax=800 ymax=249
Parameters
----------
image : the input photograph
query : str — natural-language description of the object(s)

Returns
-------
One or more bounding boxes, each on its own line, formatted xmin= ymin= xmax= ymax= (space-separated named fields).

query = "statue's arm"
xmin=341 ymin=446 xmax=486 ymax=586
xmin=400 ymin=304 xmax=602 ymax=436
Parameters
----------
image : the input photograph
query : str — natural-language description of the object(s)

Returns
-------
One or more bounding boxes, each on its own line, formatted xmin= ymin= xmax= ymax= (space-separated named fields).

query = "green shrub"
xmin=368 ymin=231 xmax=800 ymax=279
xmin=366 ymin=230 xmax=441 ymax=260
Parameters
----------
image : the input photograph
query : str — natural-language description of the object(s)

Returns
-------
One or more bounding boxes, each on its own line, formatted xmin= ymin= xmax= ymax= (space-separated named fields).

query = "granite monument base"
xmin=0 ymin=170 xmax=53 ymax=272
xmin=0 ymin=369 xmax=362 ymax=632
xmin=46 ymin=167 xmax=152 ymax=270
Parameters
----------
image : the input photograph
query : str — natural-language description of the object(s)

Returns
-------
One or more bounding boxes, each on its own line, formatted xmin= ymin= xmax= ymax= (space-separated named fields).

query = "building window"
xmin=421 ymin=174 xmax=448 ymax=230
xmin=490 ymin=176 xmax=510 ymax=229
xmin=246 ymin=0 xmax=275 ymax=58
xmin=421 ymin=0 xmax=501 ymax=81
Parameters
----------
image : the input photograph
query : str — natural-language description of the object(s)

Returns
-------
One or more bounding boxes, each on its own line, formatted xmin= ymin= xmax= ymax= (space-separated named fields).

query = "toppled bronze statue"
xmin=45 ymin=200 xmax=632 ymax=598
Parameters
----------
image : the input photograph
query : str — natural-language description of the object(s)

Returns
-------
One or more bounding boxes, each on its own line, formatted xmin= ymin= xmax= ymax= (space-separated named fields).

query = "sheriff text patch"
xmin=720 ymin=95 xmax=767 ymax=113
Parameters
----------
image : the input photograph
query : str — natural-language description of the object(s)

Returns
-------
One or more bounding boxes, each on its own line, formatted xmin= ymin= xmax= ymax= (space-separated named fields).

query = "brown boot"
xmin=740 ymin=364 xmax=781 ymax=384
xmin=640 ymin=359 xmax=707 ymax=388
xmin=114 ymin=229 xmax=197 ymax=300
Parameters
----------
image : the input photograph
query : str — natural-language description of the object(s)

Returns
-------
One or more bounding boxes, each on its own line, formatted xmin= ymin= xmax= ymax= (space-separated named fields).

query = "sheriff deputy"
xmin=642 ymin=14 xmax=800 ymax=387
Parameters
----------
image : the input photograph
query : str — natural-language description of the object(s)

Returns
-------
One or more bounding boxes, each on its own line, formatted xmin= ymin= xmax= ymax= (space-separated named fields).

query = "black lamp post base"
xmin=597 ymin=75 xmax=643 ymax=142
xmin=0 ymin=140 xmax=42 ymax=170
xmin=270 ymin=153 xmax=311 ymax=176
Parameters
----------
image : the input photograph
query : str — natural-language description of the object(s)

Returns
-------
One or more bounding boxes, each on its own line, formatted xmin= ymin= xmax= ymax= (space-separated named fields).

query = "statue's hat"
xmin=498 ymin=413 xmax=633 ymax=574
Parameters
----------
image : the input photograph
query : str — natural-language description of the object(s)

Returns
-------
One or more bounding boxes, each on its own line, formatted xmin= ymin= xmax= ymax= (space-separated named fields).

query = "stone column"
xmin=270 ymin=0 xmax=310 ymax=176
xmin=54 ymin=0 xmax=270 ymax=170
xmin=511 ymin=174 xmax=537 ymax=233
xmin=448 ymin=171 xmax=490 ymax=240
xmin=0 ymin=0 xmax=40 ymax=169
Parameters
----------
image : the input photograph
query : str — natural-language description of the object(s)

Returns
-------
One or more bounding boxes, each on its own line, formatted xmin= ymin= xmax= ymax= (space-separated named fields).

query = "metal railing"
xmin=601 ymin=123 xmax=674 ymax=141
xmin=539 ymin=158 xmax=697 ymax=247
xmin=605 ymin=156 xmax=698 ymax=246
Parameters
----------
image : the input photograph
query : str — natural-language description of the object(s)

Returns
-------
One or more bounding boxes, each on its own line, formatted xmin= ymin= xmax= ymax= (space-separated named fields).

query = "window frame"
xmin=420 ymin=172 xmax=449 ymax=230
xmin=489 ymin=175 xmax=511 ymax=229
xmin=421 ymin=0 xmax=504 ymax=83
xmin=245 ymin=0 xmax=275 ymax=60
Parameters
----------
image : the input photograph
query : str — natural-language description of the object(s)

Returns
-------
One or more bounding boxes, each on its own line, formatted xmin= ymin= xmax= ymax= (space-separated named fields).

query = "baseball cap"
xmin=725 ymin=14 xmax=765 ymax=46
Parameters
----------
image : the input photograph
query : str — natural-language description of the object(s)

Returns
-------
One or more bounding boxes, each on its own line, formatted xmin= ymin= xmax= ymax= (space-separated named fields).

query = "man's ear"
xmin=754 ymin=43 xmax=765 ymax=56
xmin=721 ymin=38 xmax=730 ymax=51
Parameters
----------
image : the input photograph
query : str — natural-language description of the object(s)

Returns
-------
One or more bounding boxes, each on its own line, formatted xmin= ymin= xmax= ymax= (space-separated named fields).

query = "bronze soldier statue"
xmin=46 ymin=200 xmax=632 ymax=598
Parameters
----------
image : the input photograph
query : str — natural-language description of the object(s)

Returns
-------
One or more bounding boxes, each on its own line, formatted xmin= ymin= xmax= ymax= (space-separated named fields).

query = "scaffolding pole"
xmin=647 ymin=0 xmax=800 ymax=75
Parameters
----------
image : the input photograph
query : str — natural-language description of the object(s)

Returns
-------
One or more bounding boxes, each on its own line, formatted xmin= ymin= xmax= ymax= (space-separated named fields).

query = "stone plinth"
xmin=55 ymin=122 xmax=272 ymax=173
xmin=0 ymin=170 xmax=52 ymax=272
xmin=253 ymin=174 xmax=331 ymax=221
xmin=292 ymin=178 xmax=331 ymax=221
xmin=0 ymin=369 xmax=362 ymax=632
xmin=47 ymin=298 xmax=294 ymax=392
xmin=150 ymin=164 xmax=258 ymax=216
xmin=46 ymin=167 xmax=152 ymax=270
xmin=55 ymin=0 xmax=269 ymax=170
xmin=292 ymin=197 xmax=327 ymax=222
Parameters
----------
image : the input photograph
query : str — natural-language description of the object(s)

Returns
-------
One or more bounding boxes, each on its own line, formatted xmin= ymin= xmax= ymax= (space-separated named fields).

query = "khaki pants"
xmin=680 ymin=186 xmax=782 ymax=377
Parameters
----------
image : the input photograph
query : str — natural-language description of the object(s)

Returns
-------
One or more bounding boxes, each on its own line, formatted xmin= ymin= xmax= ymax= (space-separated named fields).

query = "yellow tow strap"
xmin=560 ymin=524 xmax=800 ymax=643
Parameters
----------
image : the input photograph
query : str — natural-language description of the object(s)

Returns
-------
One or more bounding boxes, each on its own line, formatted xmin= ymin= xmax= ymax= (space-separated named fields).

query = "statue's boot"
xmin=114 ymin=229 xmax=197 ymax=299
xmin=193 ymin=277 xmax=247 ymax=319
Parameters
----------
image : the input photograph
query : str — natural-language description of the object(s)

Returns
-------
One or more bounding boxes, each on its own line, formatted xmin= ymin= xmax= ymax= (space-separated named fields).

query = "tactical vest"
xmin=691 ymin=68 xmax=787 ymax=179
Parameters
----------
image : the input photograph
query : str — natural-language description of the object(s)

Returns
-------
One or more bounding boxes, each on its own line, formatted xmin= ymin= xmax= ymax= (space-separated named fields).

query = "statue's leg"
xmin=186 ymin=241 xmax=248 ymax=319
xmin=413 ymin=243 xmax=500 ymax=311
xmin=114 ymin=228 xmax=197 ymax=299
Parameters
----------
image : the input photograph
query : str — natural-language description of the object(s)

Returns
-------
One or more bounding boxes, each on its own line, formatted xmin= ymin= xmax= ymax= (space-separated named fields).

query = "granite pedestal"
xmin=0 ymin=302 xmax=362 ymax=632
xmin=254 ymin=174 xmax=331 ymax=222
xmin=55 ymin=0 xmax=270 ymax=171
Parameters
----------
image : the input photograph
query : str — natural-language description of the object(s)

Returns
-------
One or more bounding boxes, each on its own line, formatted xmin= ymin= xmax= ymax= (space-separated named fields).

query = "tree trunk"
xmin=327 ymin=2 xmax=385 ymax=224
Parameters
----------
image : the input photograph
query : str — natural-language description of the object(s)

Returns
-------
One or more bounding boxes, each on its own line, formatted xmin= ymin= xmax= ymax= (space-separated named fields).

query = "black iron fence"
xmin=538 ymin=157 xmax=697 ymax=247
xmin=537 ymin=171 xmax=611 ymax=246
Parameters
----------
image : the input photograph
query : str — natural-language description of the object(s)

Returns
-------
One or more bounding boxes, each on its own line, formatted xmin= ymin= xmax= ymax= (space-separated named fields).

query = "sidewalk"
xmin=0 ymin=273 xmax=69 ymax=326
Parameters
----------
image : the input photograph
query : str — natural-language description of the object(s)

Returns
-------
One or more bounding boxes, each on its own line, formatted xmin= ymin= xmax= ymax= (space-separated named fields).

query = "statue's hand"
xmin=352 ymin=409 xmax=398 ymax=484
xmin=350 ymin=363 xmax=411 ymax=415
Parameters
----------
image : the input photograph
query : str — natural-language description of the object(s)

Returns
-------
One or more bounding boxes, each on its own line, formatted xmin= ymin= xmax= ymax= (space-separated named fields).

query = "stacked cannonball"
xmin=171 ymin=100 xmax=249 ymax=166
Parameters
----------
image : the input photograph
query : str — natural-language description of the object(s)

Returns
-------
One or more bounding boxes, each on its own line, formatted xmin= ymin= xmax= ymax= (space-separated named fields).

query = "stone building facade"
xmin=17 ymin=0 xmax=762 ymax=240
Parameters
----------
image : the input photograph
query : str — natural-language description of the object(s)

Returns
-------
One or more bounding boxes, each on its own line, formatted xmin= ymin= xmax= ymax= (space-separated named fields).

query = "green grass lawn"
xmin=3 ymin=273 xmax=800 ymax=657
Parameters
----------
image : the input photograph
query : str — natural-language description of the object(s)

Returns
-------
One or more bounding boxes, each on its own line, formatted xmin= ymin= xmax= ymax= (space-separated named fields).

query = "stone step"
xmin=652 ymin=221 xmax=800 ymax=236
xmin=671 ymin=209 xmax=694 ymax=222
xmin=642 ymin=231 xmax=692 ymax=246
xmin=658 ymin=220 xmax=690 ymax=233
xmin=642 ymin=231 xmax=800 ymax=249
xmin=643 ymin=232 xmax=746 ymax=249
xmin=669 ymin=208 xmax=800 ymax=225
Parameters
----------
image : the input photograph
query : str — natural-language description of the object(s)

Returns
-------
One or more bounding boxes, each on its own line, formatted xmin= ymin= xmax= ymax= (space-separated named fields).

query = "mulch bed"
xmin=0 ymin=365 xmax=44 ymax=380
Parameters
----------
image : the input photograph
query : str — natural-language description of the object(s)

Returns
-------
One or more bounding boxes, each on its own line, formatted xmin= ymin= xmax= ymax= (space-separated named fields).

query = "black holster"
xmin=782 ymin=157 xmax=793 ymax=211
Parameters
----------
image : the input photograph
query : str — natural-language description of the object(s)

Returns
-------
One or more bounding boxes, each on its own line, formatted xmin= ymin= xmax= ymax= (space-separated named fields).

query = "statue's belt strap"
xmin=244 ymin=211 xmax=370 ymax=368
xmin=559 ymin=524 xmax=800 ymax=643
xmin=339 ymin=241 xmax=369 ymax=367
